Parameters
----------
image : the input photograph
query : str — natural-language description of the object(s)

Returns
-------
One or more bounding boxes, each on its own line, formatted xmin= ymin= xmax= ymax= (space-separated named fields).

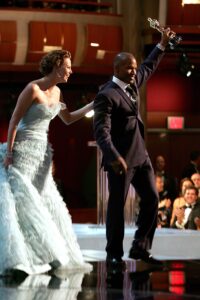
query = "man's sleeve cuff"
xmin=156 ymin=43 xmax=165 ymax=52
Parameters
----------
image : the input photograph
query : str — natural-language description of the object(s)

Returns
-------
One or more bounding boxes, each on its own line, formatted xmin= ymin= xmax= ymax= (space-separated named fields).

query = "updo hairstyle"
xmin=39 ymin=50 xmax=71 ymax=76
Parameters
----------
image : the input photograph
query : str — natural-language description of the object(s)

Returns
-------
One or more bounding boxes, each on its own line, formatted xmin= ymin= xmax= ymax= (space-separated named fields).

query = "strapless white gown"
xmin=0 ymin=102 xmax=92 ymax=275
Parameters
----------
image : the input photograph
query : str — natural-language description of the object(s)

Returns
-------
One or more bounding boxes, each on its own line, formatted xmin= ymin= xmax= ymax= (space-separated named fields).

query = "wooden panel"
xmin=0 ymin=21 xmax=17 ymax=63
xmin=182 ymin=4 xmax=200 ymax=25
xmin=46 ymin=22 xmax=62 ymax=46
xmin=62 ymin=23 xmax=77 ymax=61
xmin=27 ymin=21 xmax=77 ymax=63
xmin=167 ymin=0 xmax=200 ymax=25
xmin=82 ymin=24 xmax=123 ymax=67
xmin=28 ymin=22 xmax=46 ymax=51
xmin=167 ymin=0 xmax=182 ymax=25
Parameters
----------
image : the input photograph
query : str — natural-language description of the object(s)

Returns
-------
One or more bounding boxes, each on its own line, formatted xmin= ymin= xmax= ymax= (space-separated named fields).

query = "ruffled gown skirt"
xmin=0 ymin=139 xmax=91 ymax=275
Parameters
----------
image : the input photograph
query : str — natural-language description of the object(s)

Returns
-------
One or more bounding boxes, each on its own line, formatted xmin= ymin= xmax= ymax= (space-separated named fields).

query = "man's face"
xmin=156 ymin=156 xmax=165 ymax=172
xmin=115 ymin=57 xmax=137 ymax=84
xmin=155 ymin=177 xmax=164 ymax=193
xmin=191 ymin=174 xmax=200 ymax=188
xmin=184 ymin=189 xmax=198 ymax=205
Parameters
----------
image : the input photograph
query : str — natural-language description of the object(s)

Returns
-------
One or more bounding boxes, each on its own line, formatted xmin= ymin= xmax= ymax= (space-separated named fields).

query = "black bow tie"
xmin=125 ymin=85 xmax=137 ymax=99
xmin=183 ymin=204 xmax=193 ymax=209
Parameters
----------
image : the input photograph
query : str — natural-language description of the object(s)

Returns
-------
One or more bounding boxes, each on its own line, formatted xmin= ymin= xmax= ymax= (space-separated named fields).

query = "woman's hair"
xmin=39 ymin=50 xmax=71 ymax=76
xmin=180 ymin=177 xmax=194 ymax=195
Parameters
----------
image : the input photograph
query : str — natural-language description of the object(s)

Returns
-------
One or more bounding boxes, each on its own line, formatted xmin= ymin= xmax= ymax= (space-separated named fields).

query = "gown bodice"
xmin=16 ymin=102 xmax=63 ymax=141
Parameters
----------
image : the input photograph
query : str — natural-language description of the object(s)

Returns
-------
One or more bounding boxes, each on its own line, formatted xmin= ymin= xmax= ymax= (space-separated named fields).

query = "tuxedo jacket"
xmin=171 ymin=200 xmax=200 ymax=230
xmin=181 ymin=162 xmax=198 ymax=179
xmin=93 ymin=46 xmax=165 ymax=170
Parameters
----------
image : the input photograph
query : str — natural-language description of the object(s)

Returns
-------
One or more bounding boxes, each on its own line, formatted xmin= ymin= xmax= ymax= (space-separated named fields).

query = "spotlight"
xmin=85 ymin=110 xmax=94 ymax=118
xmin=178 ymin=53 xmax=195 ymax=77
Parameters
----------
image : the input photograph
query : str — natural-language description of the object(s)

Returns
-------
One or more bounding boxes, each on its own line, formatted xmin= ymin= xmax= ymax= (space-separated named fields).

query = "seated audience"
xmin=170 ymin=178 xmax=194 ymax=226
xmin=154 ymin=155 xmax=178 ymax=201
xmin=155 ymin=174 xmax=172 ymax=228
xmin=191 ymin=173 xmax=200 ymax=197
xmin=171 ymin=186 xmax=200 ymax=230
xmin=181 ymin=150 xmax=200 ymax=179
xmin=194 ymin=216 xmax=200 ymax=230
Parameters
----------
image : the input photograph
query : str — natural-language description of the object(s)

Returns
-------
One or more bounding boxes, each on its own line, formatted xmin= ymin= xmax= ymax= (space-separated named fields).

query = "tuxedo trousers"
xmin=106 ymin=157 xmax=158 ymax=258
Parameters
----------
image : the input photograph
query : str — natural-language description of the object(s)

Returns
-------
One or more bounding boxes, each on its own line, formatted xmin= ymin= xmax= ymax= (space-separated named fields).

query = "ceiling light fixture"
xmin=182 ymin=0 xmax=200 ymax=6
xmin=90 ymin=43 xmax=99 ymax=47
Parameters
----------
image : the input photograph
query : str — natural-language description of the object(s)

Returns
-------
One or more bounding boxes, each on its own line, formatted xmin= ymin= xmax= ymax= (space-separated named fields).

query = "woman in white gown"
xmin=0 ymin=50 xmax=93 ymax=276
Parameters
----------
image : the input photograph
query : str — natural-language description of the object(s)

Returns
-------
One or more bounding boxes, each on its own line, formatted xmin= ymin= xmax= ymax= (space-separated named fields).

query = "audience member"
xmin=194 ymin=216 xmax=200 ymax=230
xmin=170 ymin=178 xmax=194 ymax=226
xmin=181 ymin=150 xmax=200 ymax=179
xmin=171 ymin=186 xmax=200 ymax=230
xmin=155 ymin=175 xmax=172 ymax=228
xmin=154 ymin=155 xmax=178 ymax=201
xmin=191 ymin=173 xmax=200 ymax=197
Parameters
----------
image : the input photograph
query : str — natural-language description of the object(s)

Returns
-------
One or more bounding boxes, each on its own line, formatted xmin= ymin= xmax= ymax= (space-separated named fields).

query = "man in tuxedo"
xmin=181 ymin=150 xmax=200 ymax=179
xmin=154 ymin=155 xmax=178 ymax=201
xmin=93 ymin=28 xmax=171 ymax=269
xmin=171 ymin=186 xmax=200 ymax=229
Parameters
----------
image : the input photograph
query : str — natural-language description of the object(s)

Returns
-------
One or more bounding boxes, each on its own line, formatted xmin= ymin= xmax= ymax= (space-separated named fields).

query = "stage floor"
xmin=1 ymin=224 xmax=200 ymax=300
xmin=74 ymin=224 xmax=200 ymax=261
xmin=1 ymin=260 xmax=200 ymax=299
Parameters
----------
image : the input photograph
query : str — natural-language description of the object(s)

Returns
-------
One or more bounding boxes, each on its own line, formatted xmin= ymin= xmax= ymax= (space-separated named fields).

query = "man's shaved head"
xmin=113 ymin=52 xmax=135 ymax=69
xmin=113 ymin=52 xmax=137 ymax=84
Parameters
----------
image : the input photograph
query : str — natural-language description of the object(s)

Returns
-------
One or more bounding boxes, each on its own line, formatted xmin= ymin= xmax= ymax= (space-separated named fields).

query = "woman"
xmin=0 ymin=50 xmax=93 ymax=276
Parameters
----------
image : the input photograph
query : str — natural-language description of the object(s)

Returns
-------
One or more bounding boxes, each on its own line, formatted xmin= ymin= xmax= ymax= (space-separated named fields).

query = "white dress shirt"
xmin=112 ymin=76 xmax=136 ymax=102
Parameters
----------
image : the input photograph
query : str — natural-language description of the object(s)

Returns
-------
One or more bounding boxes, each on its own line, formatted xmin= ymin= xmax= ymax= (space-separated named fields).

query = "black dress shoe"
xmin=106 ymin=255 xmax=126 ymax=271
xmin=129 ymin=247 xmax=163 ymax=266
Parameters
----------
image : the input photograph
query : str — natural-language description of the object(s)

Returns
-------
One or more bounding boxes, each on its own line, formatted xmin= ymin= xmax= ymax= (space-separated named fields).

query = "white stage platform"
xmin=73 ymin=224 xmax=200 ymax=261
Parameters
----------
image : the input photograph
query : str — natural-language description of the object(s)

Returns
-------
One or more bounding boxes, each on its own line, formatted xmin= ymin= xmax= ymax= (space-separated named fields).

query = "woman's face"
xmin=182 ymin=180 xmax=193 ymax=194
xmin=57 ymin=57 xmax=72 ymax=82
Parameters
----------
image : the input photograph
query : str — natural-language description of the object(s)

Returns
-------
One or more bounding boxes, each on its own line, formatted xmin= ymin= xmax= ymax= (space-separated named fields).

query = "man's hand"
xmin=160 ymin=27 xmax=174 ymax=48
xmin=110 ymin=156 xmax=127 ymax=175
xmin=158 ymin=198 xmax=171 ymax=209
xmin=194 ymin=217 xmax=200 ymax=230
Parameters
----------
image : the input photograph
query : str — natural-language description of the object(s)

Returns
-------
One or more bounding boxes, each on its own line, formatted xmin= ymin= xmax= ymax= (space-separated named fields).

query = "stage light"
xmin=85 ymin=110 xmax=94 ymax=118
xmin=178 ymin=53 xmax=195 ymax=77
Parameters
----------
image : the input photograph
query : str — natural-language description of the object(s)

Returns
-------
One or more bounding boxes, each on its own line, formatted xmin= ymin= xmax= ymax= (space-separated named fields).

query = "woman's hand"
xmin=3 ymin=154 xmax=13 ymax=168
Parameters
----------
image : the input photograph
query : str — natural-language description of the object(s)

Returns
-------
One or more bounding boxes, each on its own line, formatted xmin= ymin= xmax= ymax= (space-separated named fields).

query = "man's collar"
xmin=185 ymin=202 xmax=196 ymax=208
xmin=112 ymin=76 xmax=128 ymax=91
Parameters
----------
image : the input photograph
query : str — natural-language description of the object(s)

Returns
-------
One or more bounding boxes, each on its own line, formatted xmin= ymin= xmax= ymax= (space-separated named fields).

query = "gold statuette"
xmin=148 ymin=17 xmax=182 ymax=49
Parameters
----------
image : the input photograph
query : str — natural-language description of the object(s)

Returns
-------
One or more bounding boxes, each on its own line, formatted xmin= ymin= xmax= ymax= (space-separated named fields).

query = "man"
xmin=171 ymin=186 xmax=200 ymax=230
xmin=155 ymin=174 xmax=172 ymax=228
xmin=191 ymin=173 xmax=200 ymax=197
xmin=93 ymin=27 xmax=171 ymax=269
xmin=154 ymin=155 xmax=178 ymax=201
xmin=181 ymin=150 xmax=200 ymax=179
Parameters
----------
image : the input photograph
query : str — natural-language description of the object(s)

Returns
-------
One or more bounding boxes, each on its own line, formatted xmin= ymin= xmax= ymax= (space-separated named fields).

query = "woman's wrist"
xmin=6 ymin=151 xmax=13 ymax=158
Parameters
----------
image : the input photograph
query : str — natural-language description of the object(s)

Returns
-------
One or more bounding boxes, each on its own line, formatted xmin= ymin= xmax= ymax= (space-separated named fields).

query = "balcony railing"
xmin=0 ymin=0 xmax=115 ymax=14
